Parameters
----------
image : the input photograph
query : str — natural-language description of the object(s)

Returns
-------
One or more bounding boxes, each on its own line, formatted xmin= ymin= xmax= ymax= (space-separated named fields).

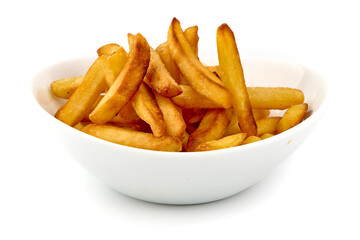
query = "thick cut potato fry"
xmin=186 ymin=108 xmax=231 ymax=152
xmin=132 ymin=83 xmax=166 ymax=137
xmin=247 ymin=87 xmax=304 ymax=109
xmin=171 ymin=85 xmax=220 ymax=109
xmin=217 ymin=23 xmax=257 ymax=136
xmin=104 ymin=47 xmax=128 ymax=88
xmin=50 ymin=75 xmax=84 ymax=99
xmin=81 ymin=124 xmax=182 ymax=152
xmin=97 ymin=43 xmax=120 ymax=56
xmin=253 ymin=109 xmax=271 ymax=121
xmin=256 ymin=117 xmax=282 ymax=136
xmin=89 ymin=33 xmax=150 ymax=124
xmin=184 ymin=26 xmax=199 ymax=56
xmin=194 ymin=133 xmax=247 ymax=151
xmin=144 ymin=47 xmax=182 ymax=98
xmin=242 ymin=136 xmax=261 ymax=145
xmin=277 ymin=103 xmax=308 ymax=133
xmin=167 ymin=18 xmax=232 ymax=108
xmin=156 ymin=42 xmax=180 ymax=83
xmin=154 ymin=92 xmax=186 ymax=138
xmin=55 ymin=55 xmax=107 ymax=126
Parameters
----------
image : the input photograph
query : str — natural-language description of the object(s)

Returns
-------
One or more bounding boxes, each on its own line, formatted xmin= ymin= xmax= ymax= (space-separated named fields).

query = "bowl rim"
xmin=30 ymin=54 xmax=332 ymax=157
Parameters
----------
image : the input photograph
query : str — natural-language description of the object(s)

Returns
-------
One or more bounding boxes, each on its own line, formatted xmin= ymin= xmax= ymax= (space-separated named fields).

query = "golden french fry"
xmin=167 ymin=18 xmax=232 ymax=108
xmin=277 ymin=103 xmax=308 ymax=133
xmin=184 ymin=25 xmax=199 ymax=56
xmin=256 ymin=117 xmax=282 ymax=136
xmin=154 ymin=92 xmax=186 ymax=138
xmin=171 ymin=85 xmax=220 ymax=109
xmin=50 ymin=75 xmax=84 ymax=99
xmin=186 ymin=108 xmax=231 ymax=151
xmin=97 ymin=43 xmax=120 ymax=56
xmin=104 ymin=46 xmax=128 ymax=88
xmin=156 ymin=42 xmax=181 ymax=83
xmin=81 ymin=124 xmax=182 ymax=152
xmin=110 ymin=101 xmax=141 ymax=125
xmin=194 ymin=133 xmax=247 ymax=151
xmin=144 ymin=47 xmax=182 ymax=98
xmin=217 ymin=23 xmax=257 ymax=136
xmin=253 ymin=109 xmax=271 ymax=120
xmin=55 ymin=55 xmax=107 ymax=126
xmin=241 ymin=136 xmax=261 ymax=145
xmin=260 ymin=133 xmax=274 ymax=139
xmin=247 ymin=87 xmax=304 ymax=109
xmin=132 ymin=83 xmax=166 ymax=137
xmin=89 ymin=33 xmax=150 ymax=124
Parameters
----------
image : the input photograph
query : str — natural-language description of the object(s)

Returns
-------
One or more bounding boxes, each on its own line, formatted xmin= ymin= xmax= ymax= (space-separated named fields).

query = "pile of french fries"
xmin=50 ymin=18 xmax=308 ymax=152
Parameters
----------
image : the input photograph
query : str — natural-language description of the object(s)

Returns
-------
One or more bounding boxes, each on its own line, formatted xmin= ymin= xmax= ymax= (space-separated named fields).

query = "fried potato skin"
xmin=186 ymin=108 xmax=231 ymax=152
xmin=217 ymin=23 xmax=257 ymax=136
xmin=89 ymin=33 xmax=150 ymax=124
xmin=81 ymin=124 xmax=182 ymax=152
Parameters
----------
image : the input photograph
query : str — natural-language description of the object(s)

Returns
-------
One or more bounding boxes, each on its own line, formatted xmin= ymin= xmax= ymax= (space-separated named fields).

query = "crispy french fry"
xmin=81 ymin=124 xmax=182 ymax=152
xmin=277 ymin=103 xmax=308 ymax=133
xmin=154 ymin=92 xmax=186 ymax=138
xmin=217 ymin=23 xmax=257 ymax=136
xmin=89 ymin=33 xmax=150 ymax=124
xmin=184 ymin=25 xmax=199 ymax=57
xmin=156 ymin=42 xmax=181 ymax=83
xmin=132 ymin=83 xmax=166 ymax=137
xmin=247 ymin=87 xmax=304 ymax=109
xmin=55 ymin=55 xmax=107 ymax=126
xmin=186 ymin=108 xmax=231 ymax=151
xmin=104 ymin=46 xmax=128 ymax=88
xmin=242 ymin=136 xmax=261 ymax=145
xmin=260 ymin=133 xmax=274 ymax=139
xmin=194 ymin=133 xmax=247 ymax=151
xmin=256 ymin=117 xmax=282 ymax=136
xmin=144 ymin=47 xmax=182 ymax=98
xmin=167 ymin=18 xmax=232 ymax=108
xmin=97 ymin=43 xmax=121 ymax=56
xmin=253 ymin=109 xmax=271 ymax=120
xmin=50 ymin=75 xmax=84 ymax=99
xmin=171 ymin=85 xmax=220 ymax=109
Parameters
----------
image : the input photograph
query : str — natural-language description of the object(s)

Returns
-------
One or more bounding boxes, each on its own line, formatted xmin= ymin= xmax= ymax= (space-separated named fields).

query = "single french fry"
xmin=256 ymin=117 xmax=282 ymax=136
xmin=253 ymin=109 xmax=271 ymax=120
xmin=154 ymin=92 xmax=186 ymax=138
xmin=104 ymin=46 xmax=128 ymax=88
xmin=241 ymin=136 xmax=261 ymax=145
xmin=277 ymin=103 xmax=308 ymax=133
xmin=260 ymin=133 xmax=274 ymax=139
xmin=186 ymin=108 xmax=231 ymax=151
xmin=194 ymin=133 xmax=247 ymax=151
xmin=217 ymin=23 xmax=257 ymax=136
xmin=89 ymin=33 xmax=150 ymax=124
xmin=156 ymin=42 xmax=180 ymax=83
xmin=55 ymin=55 xmax=107 ymax=126
xmin=144 ymin=47 xmax=182 ymax=98
xmin=167 ymin=18 xmax=232 ymax=108
xmin=247 ymin=87 xmax=304 ymax=109
xmin=132 ymin=83 xmax=166 ymax=137
xmin=81 ymin=124 xmax=182 ymax=152
xmin=171 ymin=85 xmax=220 ymax=109
xmin=184 ymin=25 xmax=199 ymax=57
xmin=50 ymin=75 xmax=84 ymax=99
xmin=97 ymin=43 xmax=121 ymax=56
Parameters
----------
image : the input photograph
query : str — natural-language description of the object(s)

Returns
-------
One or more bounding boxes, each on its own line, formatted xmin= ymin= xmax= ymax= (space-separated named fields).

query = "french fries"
xmin=50 ymin=18 xmax=309 ymax=152
xmin=217 ymin=23 xmax=257 ymax=136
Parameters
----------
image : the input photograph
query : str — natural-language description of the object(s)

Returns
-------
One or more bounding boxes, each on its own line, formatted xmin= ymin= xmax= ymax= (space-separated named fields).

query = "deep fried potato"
xmin=132 ymin=83 xmax=166 ymax=137
xmin=241 ymin=136 xmax=261 ymax=145
xmin=144 ymin=47 xmax=182 ymax=98
xmin=256 ymin=117 xmax=282 ymax=136
xmin=81 ymin=124 xmax=182 ymax=152
xmin=277 ymin=103 xmax=308 ymax=133
xmin=260 ymin=133 xmax=274 ymax=139
xmin=97 ymin=43 xmax=121 ymax=56
xmin=167 ymin=18 xmax=232 ymax=108
xmin=186 ymin=108 xmax=231 ymax=152
xmin=50 ymin=75 xmax=84 ymax=99
xmin=171 ymin=85 xmax=220 ymax=109
xmin=184 ymin=25 xmax=199 ymax=57
xmin=89 ymin=33 xmax=150 ymax=124
xmin=217 ymin=23 xmax=257 ymax=136
xmin=110 ymin=101 xmax=141 ymax=125
xmin=104 ymin=47 xmax=128 ymax=88
xmin=247 ymin=87 xmax=304 ymax=109
xmin=194 ymin=133 xmax=247 ymax=151
xmin=154 ymin=92 xmax=186 ymax=138
xmin=156 ymin=42 xmax=181 ymax=83
xmin=55 ymin=55 xmax=107 ymax=126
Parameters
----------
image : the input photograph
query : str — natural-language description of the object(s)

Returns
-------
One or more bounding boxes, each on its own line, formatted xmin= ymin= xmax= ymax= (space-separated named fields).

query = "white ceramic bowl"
xmin=31 ymin=56 xmax=331 ymax=205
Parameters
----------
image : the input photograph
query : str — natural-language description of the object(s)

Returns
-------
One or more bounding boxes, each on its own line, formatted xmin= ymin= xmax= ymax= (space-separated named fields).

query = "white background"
xmin=1 ymin=0 xmax=359 ymax=239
